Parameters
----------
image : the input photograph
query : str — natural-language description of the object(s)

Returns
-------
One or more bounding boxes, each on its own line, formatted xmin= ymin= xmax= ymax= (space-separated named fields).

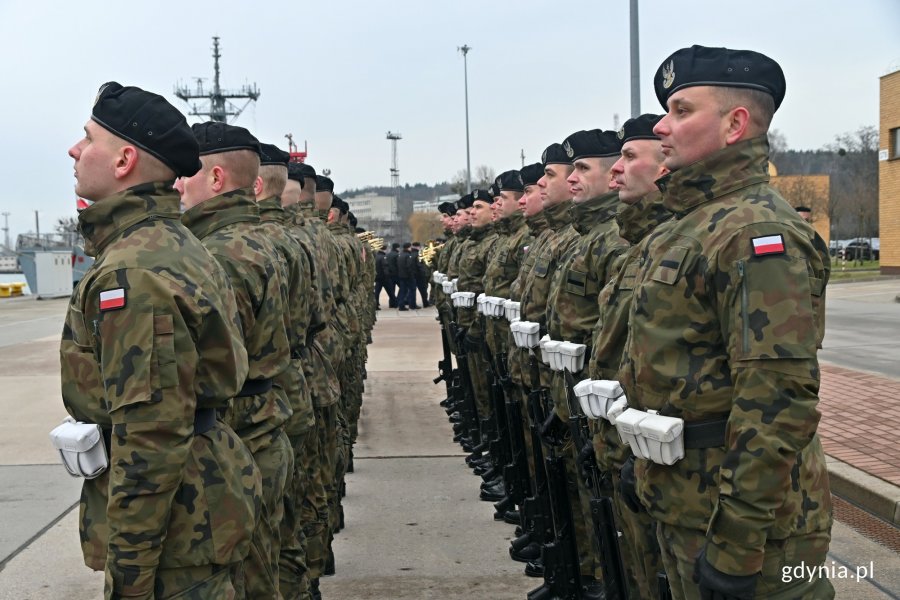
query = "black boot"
xmin=524 ymin=558 xmax=544 ymax=578
xmin=510 ymin=541 xmax=542 ymax=563
xmin=309 ymin=578 xmax=322 ymax=600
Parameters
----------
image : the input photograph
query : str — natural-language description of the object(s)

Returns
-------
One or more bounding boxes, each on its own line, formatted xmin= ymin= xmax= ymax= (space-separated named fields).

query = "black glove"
xmin=539 ymin=411 xmax=567 ymax=447
xmin=577 ymin=441 xmax=597 ymax=479
xmin=618 ymin=456 xmax=642 ymax=513
xmin=692 ymin=548 xmax=757 ymax=600
xmin=464 ymin=332 xmax=482 ymax=352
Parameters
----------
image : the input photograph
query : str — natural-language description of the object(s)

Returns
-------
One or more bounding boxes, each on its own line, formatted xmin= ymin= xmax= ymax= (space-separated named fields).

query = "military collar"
xmin=655 ymin=136 xmax=771 ymax=217
xmin=615 ymin=191 xmax=673 ymax=244
xmin=499 ymin=211 xmax=525 ymax=235
xmin=327 ymin=220 xmax=349 ymax=235
xmin=469 ymin=224 xmax=491 ymax=241
xmin=257 ymin=195 xmax=287 ymax=221
xmin=570 ymin=190 xmax=620 ymax=235
xmin=458 ymin=225 xmax=473 ymax=239
xmin=180 ymin=187 xmax=260 ymax=240
xmin=543 ymin=200 xmax=573 ymax=232
xmin=525 ymin=211 xmax=548 ymax=234
xmin=78 ymin=180 xmax=181 ymax=257
xmin=316 ymin=208 xmax=330 ymax=222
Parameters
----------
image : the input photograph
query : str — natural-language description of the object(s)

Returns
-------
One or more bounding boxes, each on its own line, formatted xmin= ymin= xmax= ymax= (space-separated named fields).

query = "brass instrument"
xmin=356 ymin=230 xmax=384 ymax=251
xmin=418 ymin=241 xmax=444 ymax=266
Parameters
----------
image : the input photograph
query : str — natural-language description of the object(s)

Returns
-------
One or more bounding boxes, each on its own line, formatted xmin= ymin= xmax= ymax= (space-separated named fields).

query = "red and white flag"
xmin=751 ymin=234 xmax=785 ymax=256
xmin=99 ymin=288 xmax=126 ymax=311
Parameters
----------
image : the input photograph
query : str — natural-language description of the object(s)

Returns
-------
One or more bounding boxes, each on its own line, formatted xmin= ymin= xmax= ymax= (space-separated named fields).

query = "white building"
xmin=343 ymin=193 xmax=398 ymax=222
xmin=414 ymin=194 xmax=457 ymax=213
xmin=0 ymin=252 xmax=18 ymax=273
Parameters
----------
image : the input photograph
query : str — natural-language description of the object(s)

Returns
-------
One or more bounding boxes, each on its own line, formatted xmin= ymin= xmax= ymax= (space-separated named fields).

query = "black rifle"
xmin=495 ymin=351 xmax=531 ymax=508
xmin=526 ymin=354 xmax=581 ymax=600
xmin=449 ymin=320 xmax=481 ymax=447
xmin=432 ymin=317 xmax=455 ymax=400
xmin=563 ymin=368 xmax=627 ymax=600
xmin=479 ymin=314 xmax=512 ymax=483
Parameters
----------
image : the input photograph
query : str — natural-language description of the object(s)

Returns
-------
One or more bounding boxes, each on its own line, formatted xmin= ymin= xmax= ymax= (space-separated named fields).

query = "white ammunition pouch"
xmin=476 ymin=293 xmax=487 ymax=314
xmin=433 ymin=272 xmax=446 ymax=284
xmin=484 ymin=296 xmax=507 ymax=318
xmin=540 ymin=338 xmax=561 ymax=368
xmin=555 ymin=341 xmax=586 ymax=372
xmin=574 ymin=379 xmax=624 ymax=420
xmin=451 ymin=291 xmax=475 ymax=308
xmin=441 ymin=280 xmax=454 ymax=294
xmin=49 ymin=417 xmax=109 ymax=479
xmin=503 ymin=300 xmax=521 ymax=322
xmin=511 ymin=320 xmax=541 ymax=349
xmin=613 ymin=409 xmax=684 ymax=466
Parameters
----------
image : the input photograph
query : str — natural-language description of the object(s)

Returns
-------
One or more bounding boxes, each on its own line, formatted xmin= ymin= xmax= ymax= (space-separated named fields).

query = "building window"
xmin=892 ymin=127 xmax=900 ymax=159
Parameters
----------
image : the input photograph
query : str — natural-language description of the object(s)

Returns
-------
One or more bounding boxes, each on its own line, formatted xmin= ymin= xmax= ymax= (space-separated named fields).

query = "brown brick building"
xmin=879 ymin=69 xmax=900 ymax=274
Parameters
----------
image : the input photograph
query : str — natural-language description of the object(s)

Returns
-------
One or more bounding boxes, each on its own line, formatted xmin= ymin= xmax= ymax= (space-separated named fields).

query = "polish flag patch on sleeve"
xmin=751 ymin=234 xmax=785 ymax=256
xmin=99 ymin=288 xmax=126 ymax=311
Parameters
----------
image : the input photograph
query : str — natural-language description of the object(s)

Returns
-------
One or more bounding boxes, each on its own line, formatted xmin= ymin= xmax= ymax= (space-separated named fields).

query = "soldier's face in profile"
xmin=69 ymin=120 xmax=121 ymax=201
xmin=499 ymin=191 xmax=521 ymax=218
xmin=537 ymin=165 xmax=574 ymax=208
xmin=567 ymin=157 xmax=609 ymax=203
xmin=471 ymin=200 xmax=492 ymax=227
xmin=521 ymin=185 xmax=542 ymax=217
xmin=654 ymin=86 xmax=730 ymax=171
xmin=612 ymin=139 xmax=669 ymax=204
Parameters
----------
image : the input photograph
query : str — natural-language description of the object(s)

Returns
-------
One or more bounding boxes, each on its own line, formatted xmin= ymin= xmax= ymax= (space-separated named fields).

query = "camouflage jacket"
xmin=258 ymin=196 xmax=316 ymax=435
xmin=546 ymin=191 xmax=627 ymax=346
xmin=456 ymin=224 xmax=498 ymax=335
xmin=61 ymin=182 xmax=259 ymax=596
xmin=509 ymin=211 xmax=547 ymax=301
xmin=483 ymin=213 xmax=529 ymax=354
xmin=329 ymin=222 xmax=364 ymax=346
xmin=588 ymin=192 xmax=672 ymax=471
xmin=182 ymin=188 xmax=293 ymax=447
xmin=519 ymin=201 xmax=572 ymax=330
xmin=620 ymin=137 xmax=832 ymax=575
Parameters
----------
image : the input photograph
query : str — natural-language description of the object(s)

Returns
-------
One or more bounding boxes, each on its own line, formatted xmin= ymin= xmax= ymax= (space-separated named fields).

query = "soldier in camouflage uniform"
xmin=619 ymin=46 xmax=833 ymax=599
xmin=455 ymin=189 xmax=500 ymax=473
xmin=283 ymin=167 xmax=343 ymax=598
xmin=255 ymin=145 xmax=323 ymax=600
xmin=543 ymin=129 xmax=630 ymax=598
xmin=587 ymin=114 xmax=672 ymax=599
xmin=62 ymin=82 xmax=260 ymax=599
xmin=177 ymin=122 xmax=294 ymax=600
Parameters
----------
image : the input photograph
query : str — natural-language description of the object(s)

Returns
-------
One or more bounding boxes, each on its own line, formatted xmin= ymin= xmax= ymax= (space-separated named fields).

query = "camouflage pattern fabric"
xmin=182 ymin=187 xmax=293 ymax=599
xmin=620 ymin=137 xmax=833 ymax=587
xmin=588 ymin=192 xmax=673 ymax=599
xmin=61 ymin=182 xmax=260 ymax=599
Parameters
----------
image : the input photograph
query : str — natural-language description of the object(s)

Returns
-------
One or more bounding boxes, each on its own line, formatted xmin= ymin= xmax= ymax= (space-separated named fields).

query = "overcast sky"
xmin=1 ymin=0 xmax=898 ymax=243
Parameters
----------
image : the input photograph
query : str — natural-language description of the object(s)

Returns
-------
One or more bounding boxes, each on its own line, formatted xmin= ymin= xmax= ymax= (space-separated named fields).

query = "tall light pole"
xmin=629 ymin=0 xmax=641 ymax=117
xmin=458 ymin=44 xmax=472 ymax=193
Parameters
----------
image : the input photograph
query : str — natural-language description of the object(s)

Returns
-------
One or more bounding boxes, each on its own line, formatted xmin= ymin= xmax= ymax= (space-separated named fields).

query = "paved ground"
xmin=0 ymin=284 xmax=898 ymax=598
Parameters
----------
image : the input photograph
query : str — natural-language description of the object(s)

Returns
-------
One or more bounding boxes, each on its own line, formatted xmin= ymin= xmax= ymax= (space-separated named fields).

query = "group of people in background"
xmin=374 ymin=241 xmax=433 ymax=310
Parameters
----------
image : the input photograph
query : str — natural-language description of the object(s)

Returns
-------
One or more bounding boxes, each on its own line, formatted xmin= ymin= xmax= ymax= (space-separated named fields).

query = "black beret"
xmin=520 ymin=163 xmax=544 ymax=187
xmin=472 ymin=189 xmax=495 ymax=204
xmin=496 ymin=170 xmax=524 ymax=192
xmin=348 ymin=213 xmax=358 ymax=227
xmin=488 ymin=182 xmax=500 ymax=198
xmin=287 ymin=162 xmax=306 ymax=182
xmin=192 ymin=122 xmax=260 ymax=156
xmin=541 ymin=142 xmax=573 ymax=166
xmin=258 ymin=143 xmax=291 ymax=167
xmin=618 ymin=114 xmax=663 ymax=143
xmin=317 ymin=175 xmax=334 ymax=193
xmin=355 ymin=226 xmax=366 ymax=234
xmin=91 ymin=81 xmax=201 ymax=178
xmin=654 ymin=45 xmax=786 ymax=111
xmin=438 ymin=201 xmax=457 ymax=216
xmin=330 ymin=196 xmax=348 ymax=214
xmin=297 ymin=163 xmax=317 ymax=179
xmin=456 ymin=193 xmax=474 ymax=210
xmin=795 ymin=206 xmax=811 ymax=213
xmin=563 ymin=129 xmax=622 ymax=160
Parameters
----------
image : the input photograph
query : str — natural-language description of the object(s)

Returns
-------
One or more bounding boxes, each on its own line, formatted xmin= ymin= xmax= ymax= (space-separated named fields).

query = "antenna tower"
xmin=1 ymin=212 xmax=9 ymax=250
xmin=174 ymin=36 xmax=260 ymax=123
xmin=386 ymin=131 xmax=402 ymax=188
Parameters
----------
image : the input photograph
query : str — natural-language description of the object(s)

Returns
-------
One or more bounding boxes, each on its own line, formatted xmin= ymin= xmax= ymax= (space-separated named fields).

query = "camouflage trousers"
xmin=237 ymin=429 xmax=293 ymax=600
xmin=609 ymin=469 xmax=664 ymax=600
xmin=561 ymin=435 xmax=602 ymax=581
xmin=279 ymin=429 xmax=327 ymax=600
xmin=308 ymin=403 xmax=338 ymax=580
xmin=656 ymin=523 xmax=835 ymax=600
xmin=345 ymin=350 xmax=365 ymax=443
xmin=151 ymin=563 xmax=240 ymax=599
xmin=466 ymin=348 xmax=492 ymax=427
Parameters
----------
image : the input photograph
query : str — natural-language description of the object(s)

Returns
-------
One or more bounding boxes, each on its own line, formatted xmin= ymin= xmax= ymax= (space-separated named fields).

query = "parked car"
xmin=840 ymin=240 xmax=879 ymax=261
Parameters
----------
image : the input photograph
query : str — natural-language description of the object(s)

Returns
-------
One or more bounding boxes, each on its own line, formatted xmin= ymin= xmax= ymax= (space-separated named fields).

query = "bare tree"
xmin=474 ymin=165 xmax=496 ymax=188
xmin=826 ymin=126 xmax=879 ymax=262
xmin=768 ymin=129 xmax=788 ymax=164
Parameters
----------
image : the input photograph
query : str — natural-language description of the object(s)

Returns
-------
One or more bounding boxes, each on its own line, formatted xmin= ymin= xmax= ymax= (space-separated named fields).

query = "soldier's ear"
xmin=253 ymin=176 xmax=263 ymax=197
xmin=114 ymin=145 xmax=140 ymax=180
xmin=210 ymin=165 xmax=226 ymax=193
xmin=724 ymin=106 xmax=751 ymax=146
